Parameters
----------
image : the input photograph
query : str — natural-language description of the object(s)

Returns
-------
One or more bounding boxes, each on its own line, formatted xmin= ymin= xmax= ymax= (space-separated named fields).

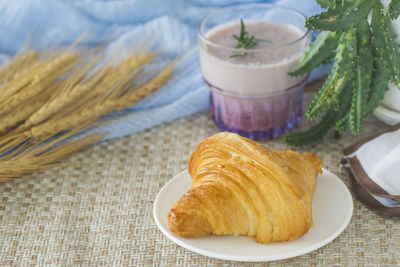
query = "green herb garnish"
xmin=230 ymin=19 xmax=270 ymax=58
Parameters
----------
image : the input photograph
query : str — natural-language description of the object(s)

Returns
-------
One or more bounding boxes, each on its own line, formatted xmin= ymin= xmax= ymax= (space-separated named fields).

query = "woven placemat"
xmin=0 ymin=93 xmax=399 ymax=266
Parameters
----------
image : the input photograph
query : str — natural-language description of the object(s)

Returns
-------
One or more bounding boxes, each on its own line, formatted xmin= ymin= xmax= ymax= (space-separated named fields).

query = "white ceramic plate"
xmin=373 ymin=104 xmax=400 ymax=126
xmin=153 ymin=169 xmax=353 ymax=262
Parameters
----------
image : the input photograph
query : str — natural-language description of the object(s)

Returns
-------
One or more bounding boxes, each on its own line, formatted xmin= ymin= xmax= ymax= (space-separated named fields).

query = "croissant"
xmin=168 ymin=132 xmax=323 ymax=244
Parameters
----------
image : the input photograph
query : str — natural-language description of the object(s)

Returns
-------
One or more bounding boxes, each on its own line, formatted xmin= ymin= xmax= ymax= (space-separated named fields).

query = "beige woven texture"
xmin=0 ymin=92 xmax=399 ymax=266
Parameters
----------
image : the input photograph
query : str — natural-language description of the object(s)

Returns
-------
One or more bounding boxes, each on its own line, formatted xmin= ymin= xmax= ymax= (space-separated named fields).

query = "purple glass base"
xmin=208 ymin=79 xmax=305 ymax=140
xmin=212 ymin=113 xmax=301 ymax=140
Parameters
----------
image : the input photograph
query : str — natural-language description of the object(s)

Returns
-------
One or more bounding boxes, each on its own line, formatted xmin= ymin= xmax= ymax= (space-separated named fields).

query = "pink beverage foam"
xmin=200 ymin=22 xmax=307 ymax=96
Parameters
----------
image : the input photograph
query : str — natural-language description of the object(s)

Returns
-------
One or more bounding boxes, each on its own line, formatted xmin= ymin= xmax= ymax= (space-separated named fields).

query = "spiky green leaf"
xmin=388 ymin=0 xmax=400 ymax=20
xmin=365 ymin=60 xmax=390 ymax=116
xmin=356 ymin=20 xmax=374 ymax=99
xmin=335 ymin=113 xmax=350 ymax=133
xmin=334 ymin=81 xmax=354 ymax=133
xmin=285 ymin=0 xmax=399 ymax=144
xmin=290 ymin=31 xmax=338 ymax=77
xmin=335 ymin=80 xmax=354 ymax=116
xmin=306 ymin=0 xmax=379 ymax=31
xmin=306 ymin=1 xmax=353 ymax=31
xmin=371 ymin=4 xmax=400 ymax=86
xmin=306 ymin=30 xmax=355 ymax=119
xmin=283 ymin=108 xmax=337 ymax=146
xmin=321 ymin=53 xmax=335 ymax=65
xmin=284 ymin=82 xmax=352 ymax=146
xmin=349 ymin=63 xmax=365 ymax=133
xmin=316 ymin=0 xmax=335 ymax=9
xmin=348 ymin=20 xmax=374 ymax=134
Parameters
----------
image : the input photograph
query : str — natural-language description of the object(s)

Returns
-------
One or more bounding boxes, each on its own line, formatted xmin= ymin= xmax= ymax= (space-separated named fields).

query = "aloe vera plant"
xmin=284 ymin=0 xmax=400 ymax=145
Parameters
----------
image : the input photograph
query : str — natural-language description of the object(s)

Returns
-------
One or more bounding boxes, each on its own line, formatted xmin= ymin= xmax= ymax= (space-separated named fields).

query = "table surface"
xmin=0 ymin=89 xmax=399 ymax=266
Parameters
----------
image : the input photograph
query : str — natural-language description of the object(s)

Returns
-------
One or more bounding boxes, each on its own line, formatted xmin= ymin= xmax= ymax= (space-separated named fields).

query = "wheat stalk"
xmin=23 ymin=52 xmax=154 ymax=129
xmin=116 ymin=65 xmax=174 ymax=108
xmin=0 ymin=79 xmax=67 ymax=134
xmin=0 ymin=51 xmax=39 ymax=85
xmin=0 ymin=57 xmax=48 ymax=101
xmin=26 ymin=64 xmax=173 ymax=142
xmin=23 ymin=55 xmax=104 ymax=127
xmin=0 ymin=52 xmax=79 ymax=117
xmin=0 ymin=94 xmax=49 ymax=134
xmin=0 ymin=132 xmax=105 ymax=181
xmin=0 ymin=44 xmax=174 ymax=182
xmin=88 ymin=53 xmax=155 ymax=99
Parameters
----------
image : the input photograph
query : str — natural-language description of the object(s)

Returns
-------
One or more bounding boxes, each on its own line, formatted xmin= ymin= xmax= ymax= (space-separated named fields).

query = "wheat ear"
xmin=0 ymin=80 xmax=65 ymax=134
xmin=0 ymin=53 xmax=150 ymax=151
xmin=0 ymin=53 xmax=79 ymax=117
xmin=26 ymin=64 xmax=174 ymax=142
xmin=0 ymin=57 xmax=48 ymax=101
xmin=116 ymin=65 xmax=174 ymax=108
xmin=24 ymin=54 xmax=104 ymax=127
xmin=0 ymin=132 xmax=105 ymax=181
xmin=0 ymin=51 xmax=39 ymax=85
xmin=0 ymin=46 xmax=175 ymax=181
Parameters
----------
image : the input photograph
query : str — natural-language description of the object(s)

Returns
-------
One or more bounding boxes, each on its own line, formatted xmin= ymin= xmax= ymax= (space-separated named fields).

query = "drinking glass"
xmin=198 ymin=4 xmax=310 ymax=140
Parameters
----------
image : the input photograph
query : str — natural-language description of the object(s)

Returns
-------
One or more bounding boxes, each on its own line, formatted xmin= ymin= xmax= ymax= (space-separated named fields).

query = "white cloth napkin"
xmin=342 ymin=124 xmax=400 ymax=216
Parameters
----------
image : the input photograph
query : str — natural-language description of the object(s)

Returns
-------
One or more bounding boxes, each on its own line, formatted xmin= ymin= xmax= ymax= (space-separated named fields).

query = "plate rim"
xmin=153 ymin=168 xmax=353 ymax=262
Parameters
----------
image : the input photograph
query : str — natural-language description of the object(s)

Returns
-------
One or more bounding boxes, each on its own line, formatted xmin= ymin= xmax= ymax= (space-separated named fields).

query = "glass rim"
xmin=198 ymin=3 xmax=311 ymax=52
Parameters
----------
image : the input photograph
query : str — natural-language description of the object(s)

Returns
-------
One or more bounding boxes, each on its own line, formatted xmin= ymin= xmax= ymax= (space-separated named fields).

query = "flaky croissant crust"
xmin=168 ymin=132 xmax=322 ymax=243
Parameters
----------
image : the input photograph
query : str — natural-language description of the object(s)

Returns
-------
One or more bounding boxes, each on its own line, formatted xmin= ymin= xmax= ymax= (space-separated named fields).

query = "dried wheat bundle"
xmin=0 ymin=45 xmax=174 ymax=182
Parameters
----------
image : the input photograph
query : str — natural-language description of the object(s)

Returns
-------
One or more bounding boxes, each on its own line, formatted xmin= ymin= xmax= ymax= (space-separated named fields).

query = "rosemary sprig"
xmin=230 ymin=19 xmax=270 ymax=58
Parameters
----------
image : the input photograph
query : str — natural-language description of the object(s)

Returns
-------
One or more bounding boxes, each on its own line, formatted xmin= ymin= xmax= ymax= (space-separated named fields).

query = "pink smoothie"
xmin=200 ymin=21 xmax=308 ymax=96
